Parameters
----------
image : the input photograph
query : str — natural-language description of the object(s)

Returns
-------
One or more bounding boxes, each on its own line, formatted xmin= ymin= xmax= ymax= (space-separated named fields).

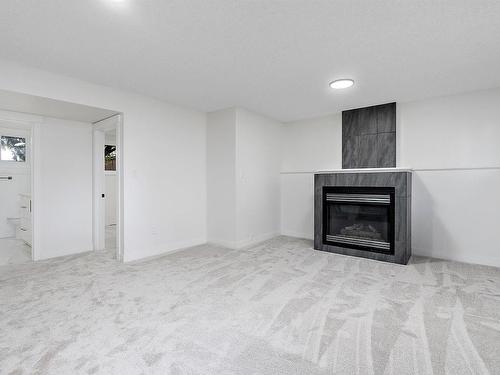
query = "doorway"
xmin=0 ymin=118 xmax=33 ymax=265
xmin=92 ymin=115 xmax=122 ymax=261
xmin=0 ymin=89 xmax=121 ymax=264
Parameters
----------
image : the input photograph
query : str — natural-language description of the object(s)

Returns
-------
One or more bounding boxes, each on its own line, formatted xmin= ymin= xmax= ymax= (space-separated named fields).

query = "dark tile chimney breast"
xmin=342 ymin=102 xmax=396 ymax=169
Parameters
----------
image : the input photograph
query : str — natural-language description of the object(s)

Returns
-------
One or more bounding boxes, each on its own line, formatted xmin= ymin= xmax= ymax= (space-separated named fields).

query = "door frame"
xmin=92 ymin=114 xmax=123 ymax=261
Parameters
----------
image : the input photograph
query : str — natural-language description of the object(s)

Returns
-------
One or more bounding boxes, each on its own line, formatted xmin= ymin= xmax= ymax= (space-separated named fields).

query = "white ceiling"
xmin=1 ymin=1 xmax=499 ymax=122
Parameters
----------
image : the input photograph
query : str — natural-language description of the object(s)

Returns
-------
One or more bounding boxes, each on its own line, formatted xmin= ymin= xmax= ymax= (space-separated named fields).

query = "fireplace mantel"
xmin=316 ymin=167 xmax=413 ymax=174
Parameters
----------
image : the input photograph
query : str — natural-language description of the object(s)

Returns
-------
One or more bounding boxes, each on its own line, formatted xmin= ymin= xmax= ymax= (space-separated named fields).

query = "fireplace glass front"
xmin=323 ymin=186 xmax=395 ymax=254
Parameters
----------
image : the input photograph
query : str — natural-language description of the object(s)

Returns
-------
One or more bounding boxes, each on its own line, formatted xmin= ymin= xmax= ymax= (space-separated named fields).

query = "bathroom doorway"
xmin=0 ymin=88 xmax=121 ymax=265
xmin=0 ymin=116 xmax=33 ymax=266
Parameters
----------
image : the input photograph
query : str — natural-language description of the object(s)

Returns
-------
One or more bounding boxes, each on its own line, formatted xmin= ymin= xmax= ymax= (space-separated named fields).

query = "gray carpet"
xmin=1 ymin=236 xmax=499 ymax=374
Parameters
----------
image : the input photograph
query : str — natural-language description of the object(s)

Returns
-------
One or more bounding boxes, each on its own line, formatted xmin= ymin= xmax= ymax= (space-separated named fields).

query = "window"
xmin=105 ymin=145 xmax=116 ymax=171
xmin=0 ymin=135 xmax=26 ymax=162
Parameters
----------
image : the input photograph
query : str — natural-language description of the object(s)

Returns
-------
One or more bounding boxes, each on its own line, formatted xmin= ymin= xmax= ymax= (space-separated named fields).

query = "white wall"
xmin=281 ymin=114 xmax=342 ymax=172
xmin=206 ymin=108 xmax=282 ymax=248
xmin=36 ymin=118 xmax=93 ymax=260
xmin=398 ymin=89 xmax=500 ymax=266
xmin=281 ymin=88 xmax=500 ymax=267
xmin=411 ymin=169 xmax=500 ymax=266
xmin=0 ymin=59 xmax=207 ymax=262
xmin=398 ymin=89 xmax=500 ymax=169
xmin=207 ymin=108 xmax=237 ymax=247
xmin=280 ymin=173 xmax=314 ymax=240
xmin=280 ymin=114 xmax=342 ymax=239
xmin=235 ymin=108 xmax=282 ymax=247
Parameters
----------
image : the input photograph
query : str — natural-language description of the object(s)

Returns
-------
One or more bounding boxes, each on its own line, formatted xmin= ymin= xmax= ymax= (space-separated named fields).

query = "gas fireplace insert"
xmin=323 ymin=186 xmax=395 ymax=255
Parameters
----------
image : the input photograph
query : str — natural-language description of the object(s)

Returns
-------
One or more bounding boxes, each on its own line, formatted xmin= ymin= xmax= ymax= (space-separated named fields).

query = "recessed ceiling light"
xmin=329 ymin=79 xmax=354 ymax=89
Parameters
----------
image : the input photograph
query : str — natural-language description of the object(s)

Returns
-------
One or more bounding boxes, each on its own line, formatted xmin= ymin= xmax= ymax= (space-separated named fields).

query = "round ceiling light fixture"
xmin=329 ymin=79 xmax=354 ymax=89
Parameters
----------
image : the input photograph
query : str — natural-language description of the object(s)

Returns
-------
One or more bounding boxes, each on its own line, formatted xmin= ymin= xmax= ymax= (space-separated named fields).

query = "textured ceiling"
xmin=1 ymin=1 xmax=500 ymax=122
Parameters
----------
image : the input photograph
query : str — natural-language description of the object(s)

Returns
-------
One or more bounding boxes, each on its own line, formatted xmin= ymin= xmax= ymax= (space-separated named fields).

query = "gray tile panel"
xmin=377 ymin=132 xmax=396 ymax=168
xmin=376 ymin=103 xmax=396 ymax=133
xmin=358 ymin=134 xmax=378 ymax=167
xmin=342 ymin=102 xmax=396 ymax=168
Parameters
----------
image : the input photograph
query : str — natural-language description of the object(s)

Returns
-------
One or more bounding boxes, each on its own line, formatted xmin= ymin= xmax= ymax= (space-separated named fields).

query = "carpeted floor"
xmin=0 ymin=237 xmax=31 ymax=266
xmin=1 ymin=236 xmax=499 ymax=374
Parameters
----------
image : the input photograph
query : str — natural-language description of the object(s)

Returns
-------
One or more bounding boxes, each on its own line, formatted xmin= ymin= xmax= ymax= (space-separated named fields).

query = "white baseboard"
xmin=124 ymin=238 xmax=206 ymax=263
xmin=279 ymin=231 xmax=314 ymax=240
xmin=208 ymin=232 xmax=280 ymax=250
xmin=412 ymin=247 xmax=500 ymax=268
xmin=207 ymin=239 xmax=237 ymax=249
xmin=234 ymin=232 xmax=279 ymax=249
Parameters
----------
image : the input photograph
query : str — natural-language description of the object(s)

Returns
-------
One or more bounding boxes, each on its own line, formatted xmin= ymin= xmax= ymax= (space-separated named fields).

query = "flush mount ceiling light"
xmin=329 ymin=79 xmax=354 ymax=89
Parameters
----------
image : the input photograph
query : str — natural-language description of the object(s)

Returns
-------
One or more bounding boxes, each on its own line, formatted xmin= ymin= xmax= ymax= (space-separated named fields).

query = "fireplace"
xmin=323 ymin=186 xmax=395 ymax=254
xmin=314 ymin=171 xmax=411 ymax=264
xmin=314 ymin=103 xmax=410 ymax=264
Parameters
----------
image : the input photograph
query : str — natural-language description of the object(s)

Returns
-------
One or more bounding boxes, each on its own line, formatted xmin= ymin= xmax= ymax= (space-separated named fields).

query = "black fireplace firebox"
xmin=323 ymin=186 xmax=395 ymax=254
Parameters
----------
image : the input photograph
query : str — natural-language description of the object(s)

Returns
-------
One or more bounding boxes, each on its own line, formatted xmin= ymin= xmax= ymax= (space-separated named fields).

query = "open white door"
xmin=93 ymin=114 xmax=122 ymax=259
xmin=92 ymin=128 xmax=106 ymax=251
